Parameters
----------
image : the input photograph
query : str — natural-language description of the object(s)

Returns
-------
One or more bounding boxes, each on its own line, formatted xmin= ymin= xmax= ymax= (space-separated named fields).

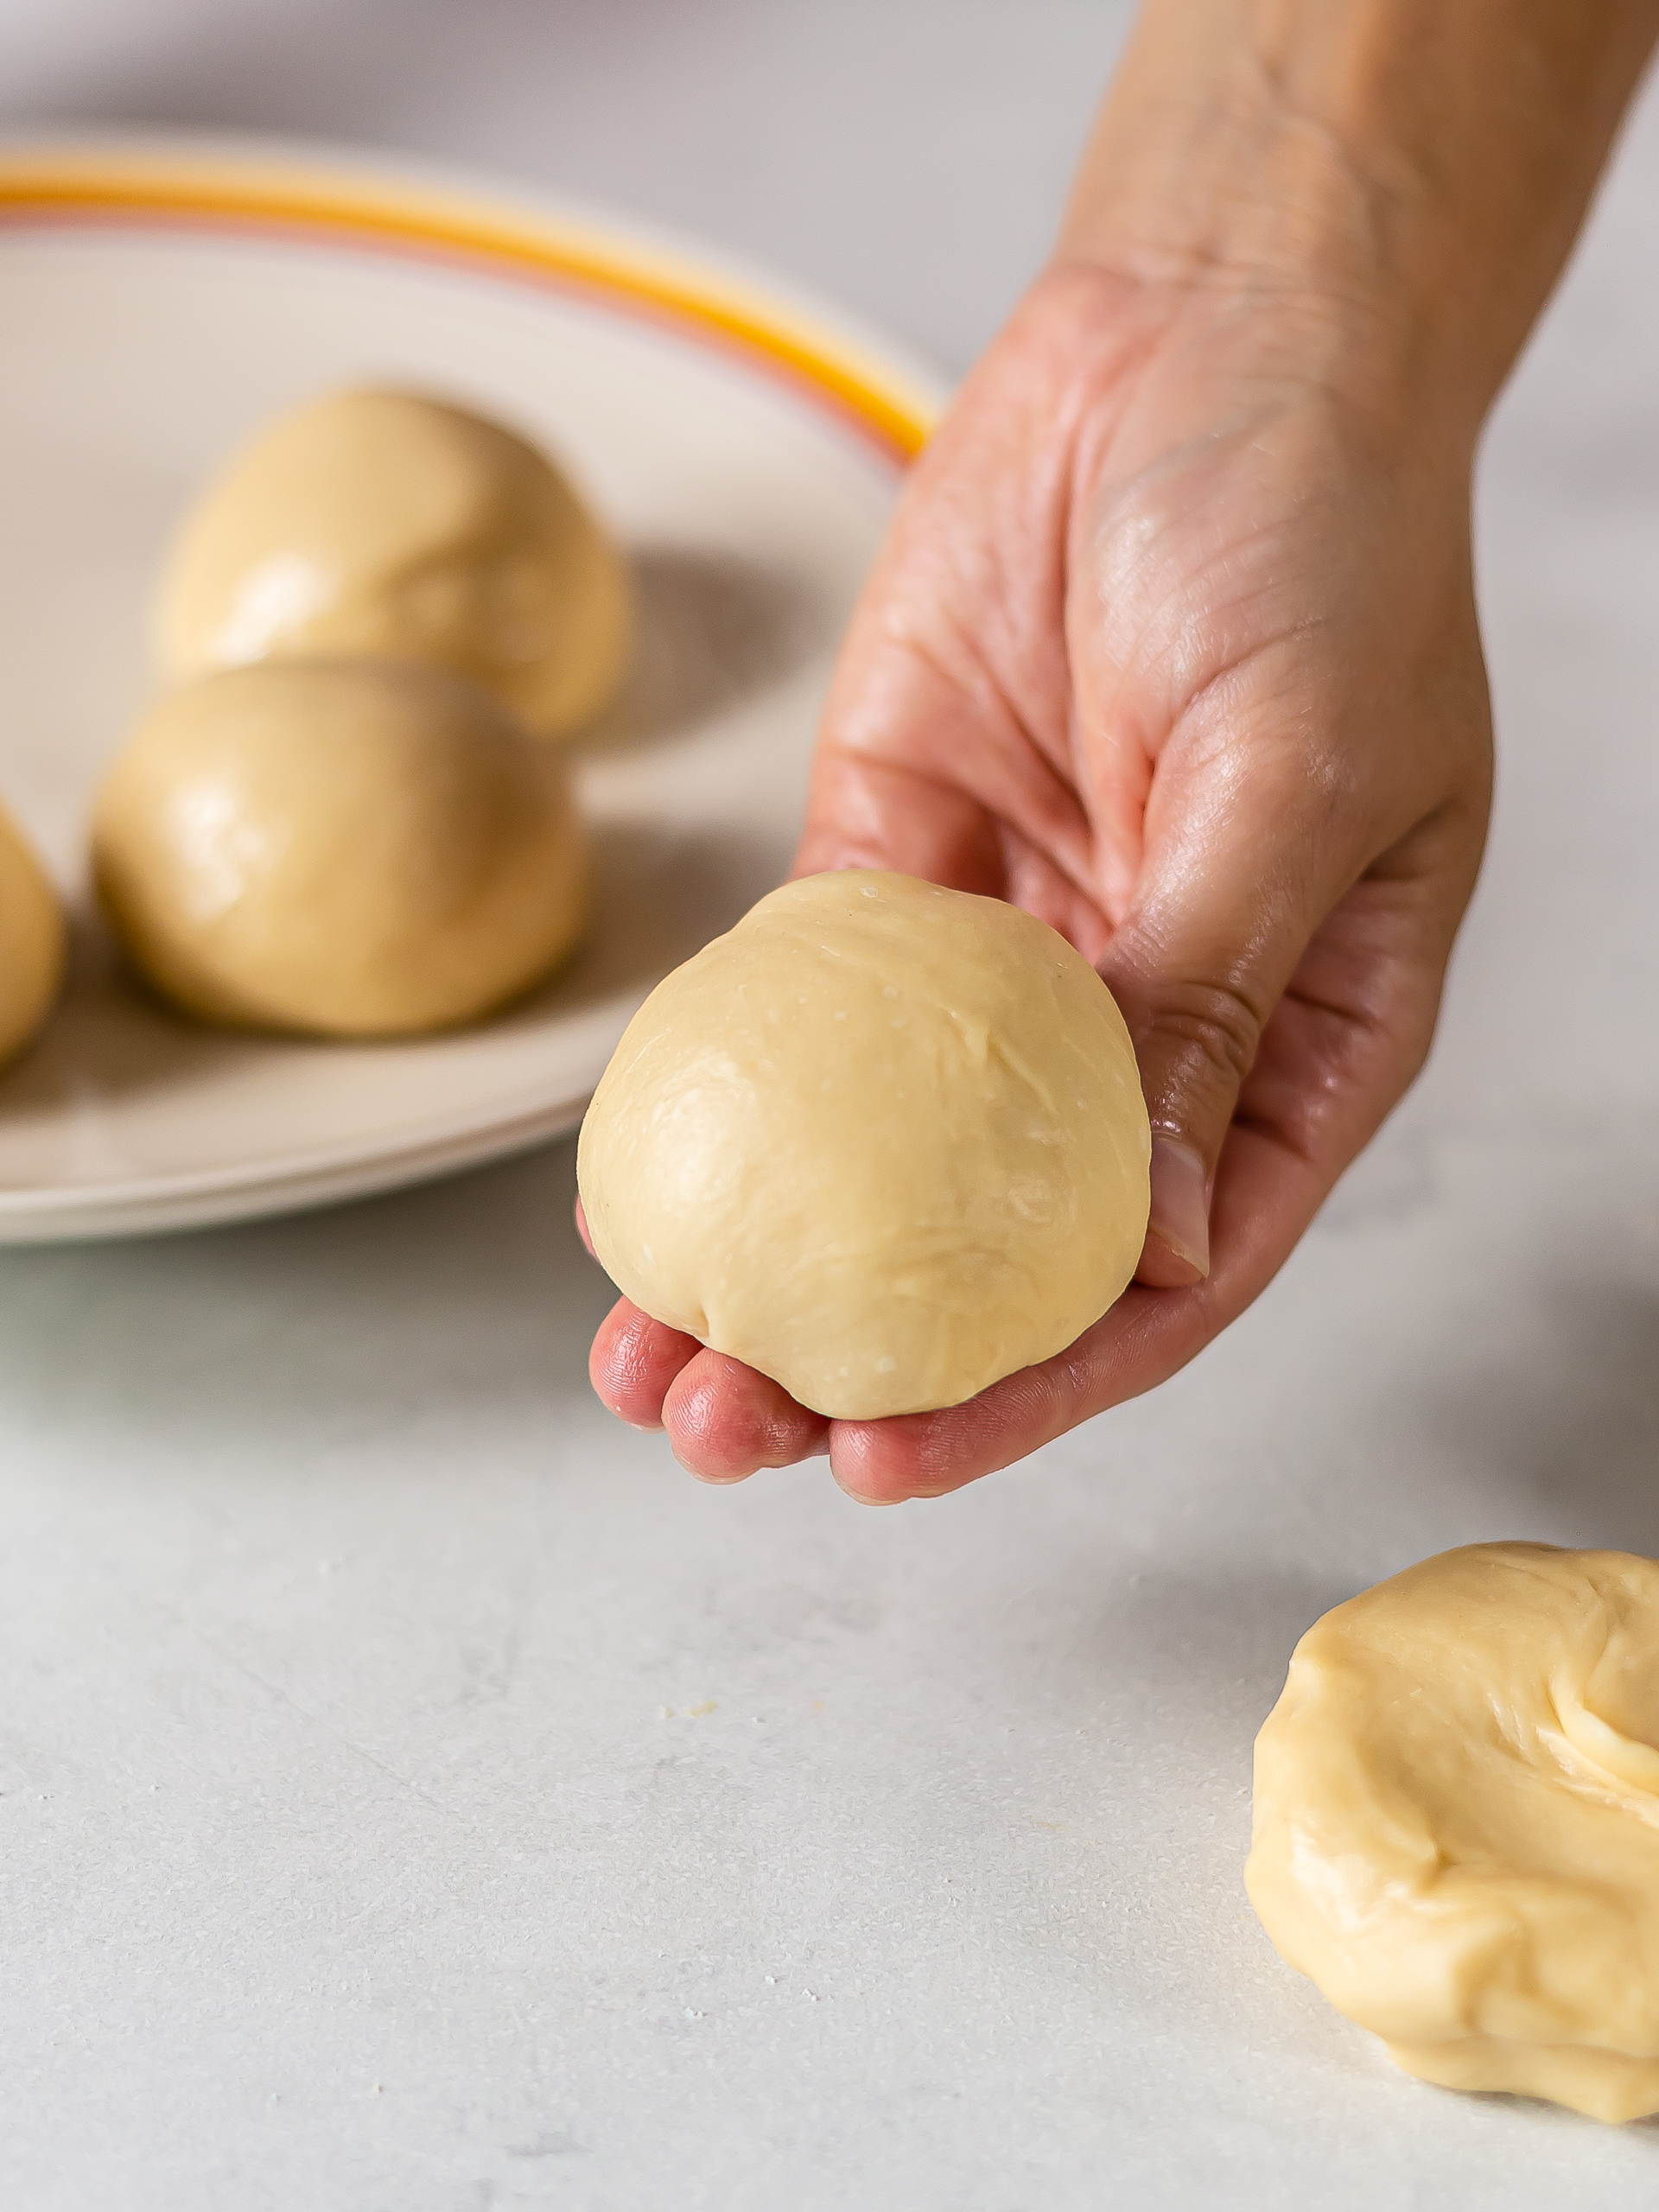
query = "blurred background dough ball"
xmin=154 ymin=388 xmax=633 ymax=742
xmin=577 ymin=869 xmax=1150 ymax=1420
xmin=0 ymin=798 xmax=67 ymax=1068
xmin=92 ymin=659 xmax=589 ymax=1039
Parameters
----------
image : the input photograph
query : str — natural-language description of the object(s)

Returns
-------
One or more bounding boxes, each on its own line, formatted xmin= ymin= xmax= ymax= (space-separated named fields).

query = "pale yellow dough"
xmin=92 ymin=659 xmax=588 ymax=1038
xmin=576 ymin=869 xmax=1150 ymax=1421
xmin=0 ymin=798 xmax=66 ymax=1067
xmin=1247 ymin=1542 xmax=1659 ymax=2124
xmin=154 ymin=389 xmax=632 ymax=741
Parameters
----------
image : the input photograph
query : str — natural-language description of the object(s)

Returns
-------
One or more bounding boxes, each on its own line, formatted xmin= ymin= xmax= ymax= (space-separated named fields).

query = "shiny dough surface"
xmin=92 ymin=659 xmax=588 ymax=1039
xmin=0 ymin=798 xmax=66 ymax=1068
xmin=576 ymin=869 xmax=1150 ymax=1421
xmin=1247 ymin=1542 xmax=1659 ymax=2123
xmin=155 ymin=388 xmax=632 ymax=741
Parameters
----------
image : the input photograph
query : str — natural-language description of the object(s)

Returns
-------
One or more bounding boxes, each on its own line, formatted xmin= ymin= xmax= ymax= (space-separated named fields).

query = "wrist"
xmin=1060 ymin=0 xmax=1659 ymax=445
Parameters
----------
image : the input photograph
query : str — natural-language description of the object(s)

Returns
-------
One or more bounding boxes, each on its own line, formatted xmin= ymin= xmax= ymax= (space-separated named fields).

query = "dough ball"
xmin=1247 ymin=1542 xmax=1659 ymax=2124
xmin=0 ymin=798 xmax=66 ymax=1068
xmin=576 ymin=869 xmax=1150 ymax=1420
xmin=92 ymin=659 xmax=588 ymax=1038
xmin=155 ymin=389 xmax=632 ymax=742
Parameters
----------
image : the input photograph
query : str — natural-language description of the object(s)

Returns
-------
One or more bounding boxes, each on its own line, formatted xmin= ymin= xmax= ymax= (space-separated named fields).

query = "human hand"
xmin=587 ymin=0 xmax=1654 ymax=1503
xmin=588 ymin=251 xmax=1491 ymax=1495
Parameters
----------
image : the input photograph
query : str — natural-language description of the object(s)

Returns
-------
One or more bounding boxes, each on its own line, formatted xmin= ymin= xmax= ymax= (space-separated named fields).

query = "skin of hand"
xmin=588 ymin=0 xmax=1659 ymax=1504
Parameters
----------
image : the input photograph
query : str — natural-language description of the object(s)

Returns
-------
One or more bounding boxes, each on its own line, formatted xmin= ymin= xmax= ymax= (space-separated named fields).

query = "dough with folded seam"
xmin=1248 ymin=1541 xmax=1659 ymax=2124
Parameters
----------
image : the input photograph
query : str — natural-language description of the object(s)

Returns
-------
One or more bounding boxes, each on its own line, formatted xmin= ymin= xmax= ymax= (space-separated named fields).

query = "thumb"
xmin=1100 ymin=784 xmax=1363 ymax=1291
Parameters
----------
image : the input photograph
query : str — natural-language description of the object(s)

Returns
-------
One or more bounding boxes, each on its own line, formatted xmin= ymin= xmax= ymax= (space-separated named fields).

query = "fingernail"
xmin=843 ymin=1490 xmax=900 ymax=1508
xmin=1147 ymin=1137 xmax=1211 ymax=1279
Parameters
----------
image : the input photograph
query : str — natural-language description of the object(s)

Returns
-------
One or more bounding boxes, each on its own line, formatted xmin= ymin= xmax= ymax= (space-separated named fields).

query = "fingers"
xmin=588 ymin=1297 xmax=702 ymax=1429
xmin=826 ymin=1120 xmax=1300 ymax=1503
xmin=588 ymin=1298 xmax=830 ymax=1478
xmin=789 ymin=285 xmax=1116 ymax=929
xmin=662 ymin=1351 xmax=830 ymax=1481
xmin=1100 ymin=707 xmax=1394 ymax=1288
xmin=823 ymin=1067 xmax=1344 ymax=1503
xmin=584 ymin=1097 xmax=1307 ymax=1507
xmin=582 ymin=1198 xmax=827 ymax=1472
xmin=824 ymin=867 xmax=1463 ymax=1502
xmin=583 ymin=892 xmax=1414 ymax=1503
xmin=1107 ymin=935 xmax=1319 ymax=1292
xmin=794 ymin=753 xmax=1115 ymax=962
xmin=585 ymin=1160 xmax=831 ymax=1474
xmin=588 ymin=970 xmax=1368 ymax=1509
xmin=582 ymin=785 xmax=1464 ymax=1495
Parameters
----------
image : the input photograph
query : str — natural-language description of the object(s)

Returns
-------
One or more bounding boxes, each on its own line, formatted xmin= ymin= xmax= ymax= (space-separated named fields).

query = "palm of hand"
xmin=589 ymin=263 xmax=1493 ymax=1500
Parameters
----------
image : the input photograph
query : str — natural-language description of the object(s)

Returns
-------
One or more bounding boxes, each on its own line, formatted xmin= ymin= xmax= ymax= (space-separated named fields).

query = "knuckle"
xmin=1140 ymin=979 xmax=1266 ymax=1096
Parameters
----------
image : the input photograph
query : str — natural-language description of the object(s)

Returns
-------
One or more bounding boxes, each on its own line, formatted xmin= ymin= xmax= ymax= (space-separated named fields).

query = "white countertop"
xmin=3 ymin=7 xmax=1659 ymax=2206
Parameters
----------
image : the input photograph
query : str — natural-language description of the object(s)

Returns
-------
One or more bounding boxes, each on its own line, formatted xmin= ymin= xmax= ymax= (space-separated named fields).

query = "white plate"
xmin=0 ymin=136 xmax=944 ymax=1242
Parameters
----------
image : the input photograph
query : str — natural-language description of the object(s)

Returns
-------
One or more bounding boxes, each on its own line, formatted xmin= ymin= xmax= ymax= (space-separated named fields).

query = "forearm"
xmin=1060 ymin=0 xmax=1659 ymax=435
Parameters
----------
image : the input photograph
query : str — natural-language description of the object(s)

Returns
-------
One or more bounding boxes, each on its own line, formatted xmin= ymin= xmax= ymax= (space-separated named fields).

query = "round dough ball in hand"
xmin=0 ymin=798 xmax=66 ymax=1068
xmin=92 ymin=659 xmax=588 ymax=1038
xmin=577 ymin=869 xmax=1151 ymax=1421
xmin=1248 ymin=1542 xmax=1659 ymax=2124
xmin=155 ymin=389 xmax=632 ymax=742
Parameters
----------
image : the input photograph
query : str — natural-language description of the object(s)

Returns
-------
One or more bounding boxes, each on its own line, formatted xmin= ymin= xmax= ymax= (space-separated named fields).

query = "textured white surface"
xmin=2 ymin=6 xmax=1659 ymax=2207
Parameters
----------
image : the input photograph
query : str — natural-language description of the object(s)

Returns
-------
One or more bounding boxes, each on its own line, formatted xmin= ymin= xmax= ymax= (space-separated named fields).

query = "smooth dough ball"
xmin=576 ymin=869 xmax=1150 ymax=1421
xmin=1247 ymin=1542 xmax=1659 ymax=2125
xmin=92 ymin=659 xmax=588 ymax=1038
xmin=154 ymin=388 xmax=632 ymax=741
xmin=0 ymin=798 xmax=66 ymax=1068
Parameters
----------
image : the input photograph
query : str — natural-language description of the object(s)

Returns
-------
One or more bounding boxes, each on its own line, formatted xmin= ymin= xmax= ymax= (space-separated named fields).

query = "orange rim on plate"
xmin=0 ymin=143 xmax=942 ymax=467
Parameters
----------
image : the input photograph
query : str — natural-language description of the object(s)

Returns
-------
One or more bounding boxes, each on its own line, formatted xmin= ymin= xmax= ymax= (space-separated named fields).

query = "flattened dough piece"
xmin=1248 ymin=1542 xmax=1659 ymax=2123
xmin=155 ymin=388 xmax=632 ymax=741
xmin=0 ymin=798 xmax=65 ymax=1067
xmin=92 ymin=659 xmax=588 ymax=1038
xmin=577 ymin=868 xmax=1150 ymax=1420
